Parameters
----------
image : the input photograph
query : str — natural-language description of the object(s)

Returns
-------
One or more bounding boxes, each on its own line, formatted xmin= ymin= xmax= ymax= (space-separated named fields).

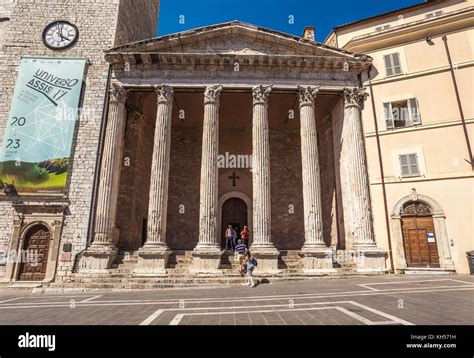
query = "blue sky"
xmin=158 ymin=0 xmax=423 ymax=41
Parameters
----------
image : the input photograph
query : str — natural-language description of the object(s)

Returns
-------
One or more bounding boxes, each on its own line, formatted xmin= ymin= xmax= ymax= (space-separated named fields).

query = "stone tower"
xmin=0 ymin=0 xmax=160 ymax=282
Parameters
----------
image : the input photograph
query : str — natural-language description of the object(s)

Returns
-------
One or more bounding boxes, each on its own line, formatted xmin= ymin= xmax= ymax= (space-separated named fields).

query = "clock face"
xmin=42 ymin=21 xmax=79 ymax=50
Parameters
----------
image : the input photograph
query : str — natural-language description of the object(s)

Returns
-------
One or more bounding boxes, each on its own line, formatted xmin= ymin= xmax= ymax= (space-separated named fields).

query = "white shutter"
xmin=384 ymin=102 xmax=394 ymax=129
xmin=408 ymin=154 xmax=420 ymax=175
xmin=384 ymin=55 xmax=393 ymax=77
xmin=399 ymin=155 xmax=410 ymax=176
xmin=408 ymin=98 xmax=422 ymax=125
xmin=392 ymin=53 xmax=402 ymax=75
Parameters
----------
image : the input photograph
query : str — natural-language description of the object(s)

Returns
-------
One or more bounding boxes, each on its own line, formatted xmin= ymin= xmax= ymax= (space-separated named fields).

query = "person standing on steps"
xmin=234 ymin=239 xmax=248 ymax=277
xmin=241 ymin=226 xmax=250 ymax=248
xmin=232 ymin=226 xmax=238 ymax=249
xmin=225 ymin=225 xmax=236 ymax=251
xmin=245 ymin=251 xmax=258 ymax=288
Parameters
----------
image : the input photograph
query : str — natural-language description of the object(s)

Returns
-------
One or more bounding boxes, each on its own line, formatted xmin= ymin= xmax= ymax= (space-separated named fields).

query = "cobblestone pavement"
xmin=0 ymin=275 xmax=473 ymax=325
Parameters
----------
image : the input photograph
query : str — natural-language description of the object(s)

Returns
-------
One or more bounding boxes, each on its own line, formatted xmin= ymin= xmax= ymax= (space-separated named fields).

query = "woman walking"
xmin=245 ymin=251 xmax=258 ymax=288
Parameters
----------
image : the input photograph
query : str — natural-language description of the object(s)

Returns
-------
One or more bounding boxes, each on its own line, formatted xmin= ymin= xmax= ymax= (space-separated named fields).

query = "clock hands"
xmin=55 ymin=23 xmax=67 ymax=42
xmin=44 ymin=21 xmax=77 ymax=49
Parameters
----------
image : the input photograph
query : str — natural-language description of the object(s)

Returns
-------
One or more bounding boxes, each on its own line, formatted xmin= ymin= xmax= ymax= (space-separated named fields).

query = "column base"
xmin=133 ymin=244 xmax=171 ymax=277
xmin=190 ymin=245 xmax=222 ymax=274
xmin=250 ymin=244 xmax=280 ymax=274
xmin=301 ymin=245 xmax=336 ymax=273
xmin=77 ymin=244 xmax=117 ymax=274
xmin=354 ymin=246 xmax=387 ymax=273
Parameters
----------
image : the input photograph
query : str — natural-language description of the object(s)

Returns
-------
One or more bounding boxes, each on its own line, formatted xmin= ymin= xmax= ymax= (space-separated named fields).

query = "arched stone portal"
xmin=391 ymin=190 xmax=455 ymax=273
xmin=218 ymin=191 xmax=252 ymax=248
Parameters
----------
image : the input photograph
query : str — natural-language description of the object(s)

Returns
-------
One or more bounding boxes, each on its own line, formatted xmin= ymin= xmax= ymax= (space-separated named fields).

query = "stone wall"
xmin=115 ymin=0 xmax=160 ymax=46
xmin=331 ymin=97 xmax=348 ymax=249
xmin=167 ymin=93 xmax=204 ymax=250
xmin=0 ymin=0 xmax=159 ymax=280
xmin=116 ymin=93 xmax=155 ymax=252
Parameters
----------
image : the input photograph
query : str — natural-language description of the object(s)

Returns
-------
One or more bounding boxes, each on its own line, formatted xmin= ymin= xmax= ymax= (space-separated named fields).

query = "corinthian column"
xmin=250 ymin=85 xmax=279 ymax=273
xmin=79 ymin=84 xmax=127 ymax=273
xmin=298 ymin=86 xmax=334 ymax=272
xmin=135 ymin=85 xmax=174 ymax=276
xmin=341 ymin=87 xmax=386 ymax=272
xmin=192 ymin=85 xmax=223 ymax=273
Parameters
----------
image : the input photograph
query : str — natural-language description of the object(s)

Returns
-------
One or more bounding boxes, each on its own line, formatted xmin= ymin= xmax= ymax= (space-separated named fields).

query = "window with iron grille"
xmin=384 ymin=53 xmax=402 ymax=77
xmin=399 ymin=153 xmax=420 ymax=177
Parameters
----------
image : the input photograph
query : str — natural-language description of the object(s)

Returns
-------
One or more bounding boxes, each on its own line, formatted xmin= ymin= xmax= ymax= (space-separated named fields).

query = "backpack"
xmin=251 ymin=257 xmax=258 ymax=267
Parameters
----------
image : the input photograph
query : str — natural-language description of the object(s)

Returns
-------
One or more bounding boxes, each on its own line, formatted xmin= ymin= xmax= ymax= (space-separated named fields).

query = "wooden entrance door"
xmin=221 ymin=198 xmax=248 ymax=248
xmin=402 ymin=216 xmax=440 ymax=268
xmin=18 ymin=225 xmax=51 ymax=281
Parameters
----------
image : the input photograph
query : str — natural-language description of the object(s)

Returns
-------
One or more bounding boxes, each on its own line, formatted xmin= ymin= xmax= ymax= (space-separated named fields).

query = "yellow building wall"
xmin=335 ymin=0 xmax=471 ymax=48
xmin=334 ymin=0 xmax=474 ymax=274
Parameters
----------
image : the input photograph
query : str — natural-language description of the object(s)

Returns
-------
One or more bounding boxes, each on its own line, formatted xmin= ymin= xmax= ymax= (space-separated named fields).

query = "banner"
xmin=0 ymin=57 xmax=86 ymax=195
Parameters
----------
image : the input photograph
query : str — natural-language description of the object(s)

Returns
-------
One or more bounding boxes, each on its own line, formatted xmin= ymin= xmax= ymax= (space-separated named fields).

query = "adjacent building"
xmin=325 ymin=0 xmax=473 ymax=273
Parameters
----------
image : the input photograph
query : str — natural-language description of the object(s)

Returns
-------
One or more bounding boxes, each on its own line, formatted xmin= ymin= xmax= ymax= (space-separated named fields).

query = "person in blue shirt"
xmin=234 ymin=239 xmax=247 ymax=277
xmin=245 ymin=251 xmax=258 ymax=288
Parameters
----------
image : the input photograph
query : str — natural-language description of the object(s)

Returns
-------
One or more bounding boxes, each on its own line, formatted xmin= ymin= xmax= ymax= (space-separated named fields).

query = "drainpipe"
xmin=368 ymin=66 xmax=395 ymax=274
xmin=85 ymin=64 xmax=113 ymax=247
xmin=442 ymin=35 xmax=473 ymax=169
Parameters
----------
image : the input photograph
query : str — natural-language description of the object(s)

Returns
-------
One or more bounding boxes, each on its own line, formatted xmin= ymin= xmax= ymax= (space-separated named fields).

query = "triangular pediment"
xmin=106 ymin=21 xmax=369 ymax=62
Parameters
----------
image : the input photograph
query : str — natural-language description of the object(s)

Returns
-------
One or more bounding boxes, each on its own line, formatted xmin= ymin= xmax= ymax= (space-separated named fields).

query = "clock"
xmin=42 ymin=21 xmax=79 ymax=50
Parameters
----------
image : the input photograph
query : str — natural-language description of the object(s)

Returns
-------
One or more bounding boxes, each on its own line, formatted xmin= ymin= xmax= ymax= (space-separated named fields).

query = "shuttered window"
xmin=399 ymin=154 xmax=420 ymax=177
xmin=384 ymin=53 xmax=402 ymax=77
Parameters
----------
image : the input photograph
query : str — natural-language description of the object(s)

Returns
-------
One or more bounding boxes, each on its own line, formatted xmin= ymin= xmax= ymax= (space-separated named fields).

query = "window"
xmin=375 ymin=24 xmax=391 ymax=32
xmin=399 ymin=154 xmax=420 ymax=177
xmin=426 ymin=10 xmax=443 ymax=19
xmin=384 ymin=53 xmax=402 ymax=77
xmin=384 ymin=98 xmax=421 ymax=129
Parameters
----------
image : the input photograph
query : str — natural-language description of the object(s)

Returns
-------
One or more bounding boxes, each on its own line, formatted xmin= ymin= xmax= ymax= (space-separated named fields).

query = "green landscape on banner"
xmin=0 ymin=57 xmax=86 ymax=195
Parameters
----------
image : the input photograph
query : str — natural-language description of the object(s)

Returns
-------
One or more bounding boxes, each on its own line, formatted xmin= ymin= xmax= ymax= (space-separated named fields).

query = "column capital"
xmin=298 ymin=86 xmax=320 ymax=108
xmin=109 ymin=83 xmax=127 ymax=104
xmin=154 ymin=85 xmax=174 ymax=105
xmin=252 ymin=85 xmax=272 ymax=105
xmin=343 ymin=87 xmax=367 ymax=109
xmin=204 ymin=85 xmax=223 ymax=105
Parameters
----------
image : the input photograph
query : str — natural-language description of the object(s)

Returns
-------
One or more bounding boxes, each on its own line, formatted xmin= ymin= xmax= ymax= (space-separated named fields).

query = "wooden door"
xmin=18 ymin=225 xmax=51 ymax=281
xmin=221 ymin=198 xmax=248 ymax=248
xmin=402 ymin=216 xmax=440 ymax=268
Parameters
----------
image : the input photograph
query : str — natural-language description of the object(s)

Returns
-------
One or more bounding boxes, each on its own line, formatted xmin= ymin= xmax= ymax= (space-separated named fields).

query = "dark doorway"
xmin=18 ymin=225 xmax=51 ymax=281
xmin=221 ymin=198 xmax=248 ymax=249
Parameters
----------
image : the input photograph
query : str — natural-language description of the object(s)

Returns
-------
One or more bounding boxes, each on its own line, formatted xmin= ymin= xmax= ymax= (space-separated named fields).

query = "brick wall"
xmin=0 ymin=0 xmax=159 ymax=279
xmin=115 ymin=0 xmax=160 ymax=46
xmin=116 ymin=92 xmax=155 ymax=252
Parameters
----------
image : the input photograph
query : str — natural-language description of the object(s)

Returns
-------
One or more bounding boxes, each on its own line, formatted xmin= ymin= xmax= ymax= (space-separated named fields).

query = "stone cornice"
xmin=105 ymin=52 xmax=371 ymax=72
xmin=106 ymin=21 xmax=368 ymax=59
xmin=343 ymin=7 xmax=474 ymax=53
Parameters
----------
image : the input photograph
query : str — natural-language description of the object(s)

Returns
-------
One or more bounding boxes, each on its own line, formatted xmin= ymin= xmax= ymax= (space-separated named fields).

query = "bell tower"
xmin=0 ymin=1 xmax=160 ymax=282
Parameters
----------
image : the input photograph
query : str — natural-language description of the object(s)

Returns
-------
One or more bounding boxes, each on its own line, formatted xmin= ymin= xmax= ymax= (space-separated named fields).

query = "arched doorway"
xmin=221 ymin=198 xmax=248 ymax=248
xmin=401 ymin=201 xmax=440 ymax=268
xmin=17 ymin=225 xmax=51 ymax=281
